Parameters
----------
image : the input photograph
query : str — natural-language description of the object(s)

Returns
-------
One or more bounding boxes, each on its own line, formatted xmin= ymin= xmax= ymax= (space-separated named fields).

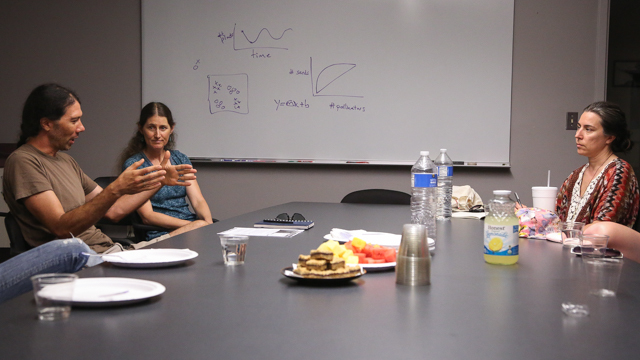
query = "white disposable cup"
xmin=30 ymin=273 xmax=77 ymax=321
xmin=532 ymin=186 xmax=558 ymax=211
xmin=220 ymin=235 xmax=249 ymax=265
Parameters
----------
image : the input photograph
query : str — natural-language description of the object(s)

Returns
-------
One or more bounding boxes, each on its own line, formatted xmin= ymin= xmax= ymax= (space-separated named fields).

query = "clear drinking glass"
xmin=220 ymin=235 xmax=249 ymax=265
xmin=30 ymin=273 xmax=77 ymax=321
xmin=580 ymin=234 xmax=609 ymax=258
xmin=584 ymin=257 xmax=623 ymax=297
xmin=560 ymin=221 xmax=584 ymax=248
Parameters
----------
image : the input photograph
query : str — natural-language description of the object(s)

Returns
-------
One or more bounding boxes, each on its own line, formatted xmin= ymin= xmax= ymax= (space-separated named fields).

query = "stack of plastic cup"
xmin=396 ymin=224 xmax=431 ymax=286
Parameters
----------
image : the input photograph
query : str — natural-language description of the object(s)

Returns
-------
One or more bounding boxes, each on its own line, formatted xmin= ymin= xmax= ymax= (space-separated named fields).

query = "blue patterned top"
xmin=123 ymin=150 xmax=197 ymax=240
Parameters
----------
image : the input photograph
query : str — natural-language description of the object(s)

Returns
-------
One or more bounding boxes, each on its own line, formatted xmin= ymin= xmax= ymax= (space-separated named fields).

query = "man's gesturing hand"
xmin=112 ymin=159 xmax=166 ymax=196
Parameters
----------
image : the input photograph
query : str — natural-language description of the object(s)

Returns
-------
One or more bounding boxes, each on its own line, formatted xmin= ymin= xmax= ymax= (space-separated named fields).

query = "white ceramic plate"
xmin=102 ymin=249 xmax=198 ymax=268
xmin=39 ymin=277 xmax=166 ymax=307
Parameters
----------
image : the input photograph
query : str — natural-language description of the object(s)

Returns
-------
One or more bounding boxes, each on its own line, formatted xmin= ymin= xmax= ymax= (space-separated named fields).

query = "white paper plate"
xmin=39 ymin=277 xmax=166 ymax=307
xmin=359 ymin=262 xmax=396 ymax=271
xmin=102 ymin=249 xmax=198 ymax=268
xmin=546 ymin=232 xmax=562 ymax=243
xmin=323 ymin=234 xmax=435 ymax=250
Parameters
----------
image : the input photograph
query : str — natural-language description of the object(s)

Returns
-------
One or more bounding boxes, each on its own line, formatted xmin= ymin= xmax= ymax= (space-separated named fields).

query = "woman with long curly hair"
xmin=118 ymin=102 xmax=213 ymax=241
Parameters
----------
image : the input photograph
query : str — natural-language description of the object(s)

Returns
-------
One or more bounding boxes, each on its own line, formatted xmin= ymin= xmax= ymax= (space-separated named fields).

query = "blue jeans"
xmin=0 ymin=238 xmax=91 ymax=304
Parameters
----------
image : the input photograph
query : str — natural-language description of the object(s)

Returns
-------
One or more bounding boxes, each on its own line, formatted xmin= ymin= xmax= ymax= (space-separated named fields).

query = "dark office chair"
xmin=93 ymin=176 xmax=220 ymax=243
xmin=1 ymin=212 xmax=33 ymax=257
xmin=93 ymin=176 xmax=170 ymax=244
xmin=341 ymin=189 xmax=411 ymax=205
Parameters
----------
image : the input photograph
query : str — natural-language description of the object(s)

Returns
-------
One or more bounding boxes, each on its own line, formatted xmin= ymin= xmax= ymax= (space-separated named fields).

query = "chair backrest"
xmin=341 ymin=189 xmax=411 ymax=205
xmin=94 ymin=176 xmax=118 ymax=191
xmin=94 ymin=176 xmax=170 ymax=243
xmin=4 ymin=212 xmax=33 ymax=257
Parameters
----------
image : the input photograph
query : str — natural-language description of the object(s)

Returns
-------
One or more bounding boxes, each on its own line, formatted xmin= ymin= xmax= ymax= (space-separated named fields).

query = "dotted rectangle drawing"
xmin=208 ymin=74 xmax=249 ymax=114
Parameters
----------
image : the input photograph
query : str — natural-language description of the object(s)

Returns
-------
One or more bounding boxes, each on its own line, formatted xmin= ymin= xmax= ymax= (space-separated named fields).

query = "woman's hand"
xmin=160 ymin=150 xmax=197 ymax=186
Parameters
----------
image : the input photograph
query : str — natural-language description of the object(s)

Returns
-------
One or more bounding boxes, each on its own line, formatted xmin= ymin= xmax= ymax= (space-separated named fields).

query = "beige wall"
xmin=0 ymin=0 xmax=607 ymax=220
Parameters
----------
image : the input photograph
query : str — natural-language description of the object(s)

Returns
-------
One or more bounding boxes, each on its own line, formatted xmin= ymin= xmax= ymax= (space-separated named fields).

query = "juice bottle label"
xmin=484 ymin=223 xmax=519 ymax=256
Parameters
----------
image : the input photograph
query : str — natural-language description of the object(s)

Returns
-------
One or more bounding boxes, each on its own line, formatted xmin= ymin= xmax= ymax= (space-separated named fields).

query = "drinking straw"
xmin=547 ymin=170 xmax=551 ymax=187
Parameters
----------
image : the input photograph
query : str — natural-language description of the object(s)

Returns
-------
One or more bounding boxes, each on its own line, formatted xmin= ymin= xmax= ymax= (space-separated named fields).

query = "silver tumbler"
xmin=396 ymin=223 xmax=431 ymax=286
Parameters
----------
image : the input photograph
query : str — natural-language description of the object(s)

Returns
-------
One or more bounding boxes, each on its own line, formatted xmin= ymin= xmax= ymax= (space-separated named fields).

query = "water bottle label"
xmin=437 ymin=166 xmax=453 ymax=177
xmin=483 ymin=224 xmax=519 ymax=256
xmin=414 ymin=173 xmax=438 ymax=187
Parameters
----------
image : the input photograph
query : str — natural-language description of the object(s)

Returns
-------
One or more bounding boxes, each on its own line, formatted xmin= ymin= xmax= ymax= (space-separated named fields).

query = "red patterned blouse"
xmin=556 ymin=158 xmax=639 ymax=226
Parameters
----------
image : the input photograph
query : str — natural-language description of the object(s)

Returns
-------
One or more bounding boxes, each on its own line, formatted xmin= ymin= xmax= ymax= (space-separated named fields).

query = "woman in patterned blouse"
xmin=556 ymin=101 xmax=639 ymax=227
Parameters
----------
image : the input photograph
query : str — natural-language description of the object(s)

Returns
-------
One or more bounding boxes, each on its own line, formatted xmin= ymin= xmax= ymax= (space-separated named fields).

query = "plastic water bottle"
xmin=411 ymin=151 xmax=438 ymax=242
xmin=434 ymin=149 xmax=453 ymax=220
xmin=484 ymin=190 xmax=519 ymax=265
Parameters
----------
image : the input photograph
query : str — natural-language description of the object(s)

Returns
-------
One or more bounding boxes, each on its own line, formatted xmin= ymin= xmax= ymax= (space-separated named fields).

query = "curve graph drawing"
xmin=233 ymin=23 xmax=292 ymax=50
xmin=310 ymin=57 xmax=363 ymax=98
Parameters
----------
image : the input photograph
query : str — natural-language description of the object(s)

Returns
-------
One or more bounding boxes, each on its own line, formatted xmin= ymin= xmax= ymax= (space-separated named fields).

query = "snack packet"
xmin=516 ymin=207 xmax=559 ymax=239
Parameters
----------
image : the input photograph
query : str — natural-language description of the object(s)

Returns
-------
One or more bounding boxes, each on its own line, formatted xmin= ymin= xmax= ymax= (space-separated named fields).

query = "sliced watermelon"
xmin=371 ymin=247 xmax=387 ymax=260
xmin=383 ymin=249 xmax=396 ymax=262
xmin=362 ymin=244 xmax=374 ymax=257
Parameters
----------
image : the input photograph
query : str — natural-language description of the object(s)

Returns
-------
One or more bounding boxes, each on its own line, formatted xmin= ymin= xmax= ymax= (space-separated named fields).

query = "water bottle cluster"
xmin=410 ymin=149 xmax=454 ymax=246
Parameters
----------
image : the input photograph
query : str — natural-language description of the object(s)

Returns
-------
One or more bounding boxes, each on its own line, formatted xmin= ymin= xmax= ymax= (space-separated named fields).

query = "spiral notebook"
xmin=254 ymin=218 xmax=315 ymax=230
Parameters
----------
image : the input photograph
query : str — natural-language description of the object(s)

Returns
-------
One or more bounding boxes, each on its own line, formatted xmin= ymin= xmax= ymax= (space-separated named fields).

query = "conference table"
xmin=1 ymin=202 xmax=640 ymax=359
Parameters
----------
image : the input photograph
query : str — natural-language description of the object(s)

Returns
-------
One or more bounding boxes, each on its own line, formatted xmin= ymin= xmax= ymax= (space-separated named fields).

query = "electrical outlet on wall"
xmin=566 ymin=112 xmax=578 ymax=130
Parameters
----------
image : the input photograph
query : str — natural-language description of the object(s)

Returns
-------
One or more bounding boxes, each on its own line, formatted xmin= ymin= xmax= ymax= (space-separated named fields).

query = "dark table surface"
xmin=1 ymin=202 xmax=640 ymax=359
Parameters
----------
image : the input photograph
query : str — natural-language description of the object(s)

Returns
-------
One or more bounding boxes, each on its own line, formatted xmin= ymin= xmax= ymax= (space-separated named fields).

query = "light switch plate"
xmin=566 ymin=112 xmax=578 ymax=130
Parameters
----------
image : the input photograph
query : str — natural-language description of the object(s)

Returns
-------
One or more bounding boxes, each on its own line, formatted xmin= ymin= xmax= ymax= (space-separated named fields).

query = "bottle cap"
xmin=420 ymin=151 xmax=429 ymax=156
xmin=440 ymin=149 xmax=447 ymax=152
xmin=493 ymin=190 xmax=512 ymax=196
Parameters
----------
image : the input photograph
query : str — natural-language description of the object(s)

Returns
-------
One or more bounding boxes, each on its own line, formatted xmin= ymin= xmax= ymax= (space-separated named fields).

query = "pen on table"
xmin=514 ymin=192 xmax=522 ymax=207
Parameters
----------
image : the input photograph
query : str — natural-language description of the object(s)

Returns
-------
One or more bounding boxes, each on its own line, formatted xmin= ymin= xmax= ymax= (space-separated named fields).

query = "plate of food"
xmin=311 ymin=239 xmax=397 ymax=272
xmin=282 ymin=247 xmax=365 ymax=284
xmin=281 ymin=265 xmax=365 ymax=285
xmin=323 ymin=229 xmax=435 ymax=251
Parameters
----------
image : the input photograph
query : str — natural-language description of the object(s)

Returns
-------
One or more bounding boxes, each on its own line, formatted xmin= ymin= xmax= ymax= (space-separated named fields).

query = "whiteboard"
xmin=142 ymin=0 xmax=514 ymax=166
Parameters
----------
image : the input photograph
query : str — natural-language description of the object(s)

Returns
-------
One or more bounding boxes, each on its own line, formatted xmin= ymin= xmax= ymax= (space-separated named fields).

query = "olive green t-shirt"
xmin=2 ymin=144 xmax=114 ymax=252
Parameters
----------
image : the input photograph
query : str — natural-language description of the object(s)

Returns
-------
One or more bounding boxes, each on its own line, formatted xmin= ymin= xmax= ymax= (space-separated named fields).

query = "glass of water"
xmin=560 ymin=221 xmax=584 ymax=248
xmin=30 ymin=273 xmax=77 ymax=321
xmin=219 ymin=235 xmax=249 ymax=265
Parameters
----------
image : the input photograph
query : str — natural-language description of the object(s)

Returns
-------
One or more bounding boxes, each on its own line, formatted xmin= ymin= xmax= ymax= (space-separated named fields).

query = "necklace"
xmin=588 ymin=153 xmax=614 ymax=179
xmin=143 ymin=149 xmax=164 ymax=165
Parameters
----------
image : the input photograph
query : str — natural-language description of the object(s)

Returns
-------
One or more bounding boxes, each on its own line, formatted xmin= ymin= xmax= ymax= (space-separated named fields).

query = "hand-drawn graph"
xmin=233 ymin=23 xmax=293 ymax=50
xmin=208 ymin=74 xmax=249 ymax=115
xmin=310 ymin=57 xmax=363 ymax=98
